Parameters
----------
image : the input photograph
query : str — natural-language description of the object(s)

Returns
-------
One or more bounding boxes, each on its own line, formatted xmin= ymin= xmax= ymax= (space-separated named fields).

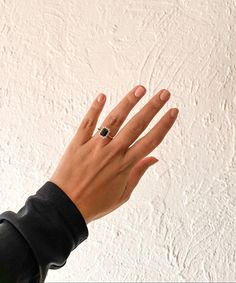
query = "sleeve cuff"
xmin=0 ymin=181 xmax=89 ymax=283
xmin=36 ymin=181 xmax=89 ymax=245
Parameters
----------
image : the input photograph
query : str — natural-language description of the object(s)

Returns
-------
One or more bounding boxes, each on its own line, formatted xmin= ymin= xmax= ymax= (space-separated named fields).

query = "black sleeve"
xmin=0 ymin=181 xmax=89 ymax=283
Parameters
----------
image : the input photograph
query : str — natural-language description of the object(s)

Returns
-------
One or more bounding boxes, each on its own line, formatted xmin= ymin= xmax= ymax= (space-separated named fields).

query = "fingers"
xmin=111 ymin=89 xmax=171 ymax=149
xmin=93 ymin=85 xmax=146 ymax=145
xmin=125 ymin=108 xmax=179 ymax=164
xmin=120 ymin=156 xmax=158 ymax=202
xmin=74 ymin=93 xmax=106 ymax=145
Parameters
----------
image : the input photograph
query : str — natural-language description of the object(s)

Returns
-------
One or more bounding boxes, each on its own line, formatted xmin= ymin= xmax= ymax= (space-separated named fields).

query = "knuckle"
xmin=142 ymin=136 xmax=155 ymax=148
xmin=80 ymin=117 xmax=96 ymax=129
xmin=150 ymin=99 xmax=160 ymax=111
xmin=149 ymin=139 xmax=157 ymax=148
xmin=126 ymin=93 xmax=134 ymax=104
xmin=130 ymin=120 xmax=145 ymax=133
xmin=107 ymin=113 xmax=124 ymax=128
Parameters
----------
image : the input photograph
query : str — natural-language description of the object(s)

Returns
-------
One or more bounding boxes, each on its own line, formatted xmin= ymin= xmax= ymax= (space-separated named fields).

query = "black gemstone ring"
xmin=97 ymin=127 xmax=114 ymax=140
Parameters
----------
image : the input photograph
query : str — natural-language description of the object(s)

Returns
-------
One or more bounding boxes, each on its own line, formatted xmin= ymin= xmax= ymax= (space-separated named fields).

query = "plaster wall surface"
xmin=0 ymin=0 xmax=236 ymax=282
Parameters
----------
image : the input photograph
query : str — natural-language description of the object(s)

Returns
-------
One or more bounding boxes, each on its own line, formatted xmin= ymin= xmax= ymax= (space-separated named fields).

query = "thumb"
xmin=121 ymin=156 xmax=159 ymax=201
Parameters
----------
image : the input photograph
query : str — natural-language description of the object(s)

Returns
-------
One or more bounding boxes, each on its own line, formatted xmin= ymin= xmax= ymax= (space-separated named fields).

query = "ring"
xmin=97 ymin=127 xmax=114 ymax=140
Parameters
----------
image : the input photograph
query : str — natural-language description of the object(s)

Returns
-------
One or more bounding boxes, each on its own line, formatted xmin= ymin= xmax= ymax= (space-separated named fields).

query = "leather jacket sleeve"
xmin=0 ymin=181 xmax=89 ymax=283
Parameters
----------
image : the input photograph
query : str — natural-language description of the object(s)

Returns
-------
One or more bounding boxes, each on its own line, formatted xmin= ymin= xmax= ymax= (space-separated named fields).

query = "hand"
xmin=49 ymin=85 xmax=179 ymax=224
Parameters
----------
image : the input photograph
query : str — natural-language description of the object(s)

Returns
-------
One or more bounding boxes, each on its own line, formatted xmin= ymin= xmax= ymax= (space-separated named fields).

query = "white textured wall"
xmin=0 ymin=0 xmax=236 ymax=282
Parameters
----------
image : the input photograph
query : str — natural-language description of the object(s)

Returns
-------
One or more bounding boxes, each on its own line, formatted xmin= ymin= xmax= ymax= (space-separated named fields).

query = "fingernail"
xmin=160 ymin=90 xmax=170 ymax=101
xmin=170 ymin=108 xmax=179 ymax=118
xmin=97 ymin=93 xmax=105 ymax=103
xmin=134 ymin=86 xmax=146 ymax=98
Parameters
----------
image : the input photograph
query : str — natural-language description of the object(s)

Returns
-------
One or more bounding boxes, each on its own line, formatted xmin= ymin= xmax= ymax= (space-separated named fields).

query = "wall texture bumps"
xmin=0 ymin=0 xmax=236 ymax=282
